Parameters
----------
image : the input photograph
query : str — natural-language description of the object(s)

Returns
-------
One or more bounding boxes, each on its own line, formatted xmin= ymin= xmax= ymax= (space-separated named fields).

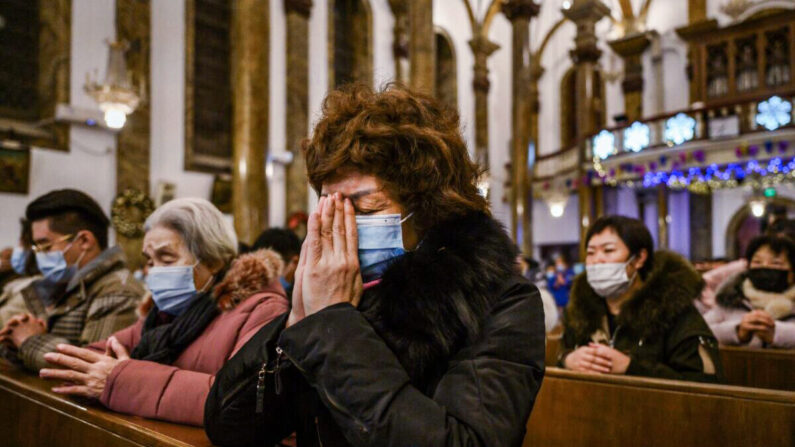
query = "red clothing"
xmin=90 ymin=290 xmax=287 ymax=426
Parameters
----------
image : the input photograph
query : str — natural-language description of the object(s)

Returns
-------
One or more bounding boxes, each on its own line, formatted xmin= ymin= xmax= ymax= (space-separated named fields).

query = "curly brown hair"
xmin=303 ymin=83 xmax=489 ymax=236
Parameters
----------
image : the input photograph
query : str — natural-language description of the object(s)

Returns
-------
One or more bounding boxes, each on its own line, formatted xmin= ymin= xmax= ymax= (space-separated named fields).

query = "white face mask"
xmin=586 ymin=257 xmax=636 ymax=298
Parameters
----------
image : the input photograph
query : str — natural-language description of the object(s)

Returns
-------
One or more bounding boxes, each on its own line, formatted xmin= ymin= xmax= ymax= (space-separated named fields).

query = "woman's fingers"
xmin=51 ymin=384 xmax=91 ymax=396
xmin=109 ymin=337 xmax=130 ymax=361
xmin=42 ymin=351 xmax=92 ymax=372
xmin=39 ymin=367 xmax=88 ymax=383
xmin=307 ymin=200 xmax=323 ymax=261
xmin=320 ymin=195 xmax=335 ymax=255
xmin=344 ymin=198 xmax=358 ymax=261
xmin=331 ymin=193 xmax=346 ymax=256
xmin=56 ymin=343 xmax=102 ymax=363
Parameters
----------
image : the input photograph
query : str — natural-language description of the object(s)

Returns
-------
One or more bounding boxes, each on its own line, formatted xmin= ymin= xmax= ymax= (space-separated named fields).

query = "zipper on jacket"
xmin=315 ymin=417 xmax=324 ymax=447
xmin=256 ymin=361 xmax=268 ymax=414
xmin=255 ymin=347 xmax=287 ymax=414
xmin=609 ymin=325 xmax=623 ymax=348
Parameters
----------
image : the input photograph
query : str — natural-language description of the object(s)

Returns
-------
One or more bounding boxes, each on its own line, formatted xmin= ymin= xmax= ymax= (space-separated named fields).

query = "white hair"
xmin=144 ymin=198 xmax=238 ymax=267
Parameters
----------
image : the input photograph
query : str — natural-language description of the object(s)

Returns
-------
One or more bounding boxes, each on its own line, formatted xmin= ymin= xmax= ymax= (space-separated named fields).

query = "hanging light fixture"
xmin=84 ymin=40 xmax=140 ymax=130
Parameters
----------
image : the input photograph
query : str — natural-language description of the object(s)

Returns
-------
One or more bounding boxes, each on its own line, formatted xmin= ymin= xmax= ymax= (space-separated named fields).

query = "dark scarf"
xmin=359 ymin=212 xmax=519 ymax=392
xmin=130 ymin=291 xmax=220 ymax=364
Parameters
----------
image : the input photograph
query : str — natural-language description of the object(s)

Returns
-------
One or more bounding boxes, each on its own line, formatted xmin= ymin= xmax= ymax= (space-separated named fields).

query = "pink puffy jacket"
xmin=88 ymin=250 xmax=289 ymax=426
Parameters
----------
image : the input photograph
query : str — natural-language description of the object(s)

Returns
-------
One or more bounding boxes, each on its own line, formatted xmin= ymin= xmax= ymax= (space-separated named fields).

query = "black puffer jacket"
xmin=204 ymin=212 xmax=546 ymax=447
xmin=559 ymin=250 xmax=723 ymax=383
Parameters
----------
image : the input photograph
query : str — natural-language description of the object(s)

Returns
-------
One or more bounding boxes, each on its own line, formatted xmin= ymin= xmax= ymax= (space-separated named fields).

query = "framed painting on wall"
xmin=0 ymin=147 xmax=30 ymax=194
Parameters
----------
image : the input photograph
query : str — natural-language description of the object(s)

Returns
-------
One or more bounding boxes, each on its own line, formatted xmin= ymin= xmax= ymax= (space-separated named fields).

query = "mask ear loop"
xmin=192 ymin=260 xmax=215 ymax=292
xmin=400 ymin=212 xmax=414 ymax=224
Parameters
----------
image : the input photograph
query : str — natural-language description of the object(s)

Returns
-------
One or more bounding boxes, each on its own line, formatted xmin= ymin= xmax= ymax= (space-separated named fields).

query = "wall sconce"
xmin=85 ymin=40 xmax=141 ymax=130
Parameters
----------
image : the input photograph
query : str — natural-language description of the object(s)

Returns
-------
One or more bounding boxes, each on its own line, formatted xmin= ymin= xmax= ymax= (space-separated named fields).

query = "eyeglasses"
xmin=32 ymin=234 xmax=74 ymax=254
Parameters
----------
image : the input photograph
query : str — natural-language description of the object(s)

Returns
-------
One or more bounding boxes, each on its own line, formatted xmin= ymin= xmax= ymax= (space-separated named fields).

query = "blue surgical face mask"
xmin=145 ymin=263 xmax=206 ymax=316
xmin=35 ymin=242 xmax=81 ymax=285
xmin=279 ymin=276 xmax=291 ymax=291
xmin=11 ymin=246 xmax=29 ymax=275
xmin=356 ymin=213 xmax=412 ymax=283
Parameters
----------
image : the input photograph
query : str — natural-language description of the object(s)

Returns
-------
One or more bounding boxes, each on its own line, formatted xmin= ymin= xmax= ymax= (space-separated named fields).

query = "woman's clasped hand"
xmin=288 ymin=193 xmax=362 ymax=327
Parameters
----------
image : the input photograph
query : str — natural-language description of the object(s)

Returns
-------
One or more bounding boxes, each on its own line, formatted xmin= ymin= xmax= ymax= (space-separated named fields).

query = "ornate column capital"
xmin=563 ymin=0 xmax=610 ymax=64
xmin=283 ymin=0 xmax=312 ymax=17
xmin=501 ymin=0 xmax=540 ymax=21
xmin=469 ymin=35 xmax=500 ymax=93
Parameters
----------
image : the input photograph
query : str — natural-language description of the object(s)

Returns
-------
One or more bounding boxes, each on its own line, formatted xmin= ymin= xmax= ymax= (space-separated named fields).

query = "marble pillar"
xmin=284 ymin=0 xmax=312 ymax=219
xmin=115 ymin=0 xmax=151 ymax=269
xmin=231 ymin=0 xmax=269 ymax=244
xmin=502 ymin=0 xmax=540 ymax=254
xmin=388 ymin=0 xmax=409 ymax=84
xmin=608 ymin=32 xmax=650 ymax=122
xmin=408 ymin=0 xmax=435 ymax=94
xmin=469 ymin=33 xmax=499 ymax=169
xmin=563 ymin=0 xmax=610 ymax=248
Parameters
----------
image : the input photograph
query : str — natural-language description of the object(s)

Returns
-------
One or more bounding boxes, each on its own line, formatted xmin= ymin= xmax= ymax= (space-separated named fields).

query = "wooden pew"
xmin=524 ymin=367 xmax=795 ymax=447
xmin=0 ymin=360 xmax=213 ymax=447
xmin=720 ymin=345 xmax=795 ymax=391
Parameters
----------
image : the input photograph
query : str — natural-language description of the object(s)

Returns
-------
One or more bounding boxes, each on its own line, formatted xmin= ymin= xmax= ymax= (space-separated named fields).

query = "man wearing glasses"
xmin=0 ymin=189 xmax=144 ymax=372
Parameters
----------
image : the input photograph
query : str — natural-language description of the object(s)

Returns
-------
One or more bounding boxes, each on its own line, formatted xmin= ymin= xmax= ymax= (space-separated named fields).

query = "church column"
xmin=115 ymin=0 xmax=151 ymax=269
xmin=469 ymin=34 xmax=499 ymax=168
xmin=231 ymin=0 xmax=269 ymax=244
xmin=284 ymin=0 xmax=312 ymax=219
xmin=502 ymin=0 xmax=540 ymax=253
xmin=563 ymin=0 xmax=610 ymax=247
xmin=388 ymin=0 xmax=409 ymax=84
xmin=408 ymin=0 xmax=435 ymax=94
xmin=608 ymin=33 xmax=650 ymax=122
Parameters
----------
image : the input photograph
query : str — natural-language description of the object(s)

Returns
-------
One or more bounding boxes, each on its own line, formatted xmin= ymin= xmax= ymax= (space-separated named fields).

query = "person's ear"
xmin=74 ymin=230 xmax=96 ymax=252
xmin=634 ymin=249 xmax=649 ymax=272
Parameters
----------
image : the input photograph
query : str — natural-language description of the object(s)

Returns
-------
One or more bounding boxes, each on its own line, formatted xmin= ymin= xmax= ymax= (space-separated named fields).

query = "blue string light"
xmin=640 ymin=156 xmax=795 ymax=189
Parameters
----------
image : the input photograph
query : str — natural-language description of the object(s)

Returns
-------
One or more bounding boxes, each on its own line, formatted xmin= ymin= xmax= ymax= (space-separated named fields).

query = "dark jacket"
xmin=559 ymin=250 xmax=723 ymax=383
xmin=204 ymin=212 xmax=546 ymax=447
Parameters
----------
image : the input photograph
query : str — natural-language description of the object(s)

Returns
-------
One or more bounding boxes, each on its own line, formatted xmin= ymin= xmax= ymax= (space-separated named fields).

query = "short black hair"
xmin=26 ymin=189 xmax=110 ymax=250
xmin=19 ymin=218 xmax=39 ymax=275
xmin=745 ymin=234 xmax=795 ymax=268
xmin=585 ymin=215 xmax=655 ymax=279
xmin=766 ymin=218 xmax=795 ymax=241
xmin=253 ymin=228 xmax=301 ymax=262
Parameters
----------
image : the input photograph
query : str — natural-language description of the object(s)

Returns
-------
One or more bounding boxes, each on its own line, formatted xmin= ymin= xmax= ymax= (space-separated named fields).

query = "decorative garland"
xmin=111 ymin=188 xmax=155 ymax=238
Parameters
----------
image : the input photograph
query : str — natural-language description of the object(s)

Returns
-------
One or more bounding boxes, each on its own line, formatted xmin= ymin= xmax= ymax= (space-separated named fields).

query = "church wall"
xmin=0 ymin=0 xmax=118 ymax=246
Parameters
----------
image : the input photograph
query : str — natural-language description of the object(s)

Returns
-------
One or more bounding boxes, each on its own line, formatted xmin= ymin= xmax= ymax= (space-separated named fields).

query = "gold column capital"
xmin=501 ymin=0 xmax=540 ymax=21
xmin=284 ymin=0 xmax=312 ymax=17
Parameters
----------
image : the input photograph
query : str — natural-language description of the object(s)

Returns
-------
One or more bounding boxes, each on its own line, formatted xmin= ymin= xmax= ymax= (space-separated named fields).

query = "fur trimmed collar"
xmin=567 ymin=250 xmax=704 ymax=342
xmin=213 ymin=249 xmax=283 ymax=310
xmin=717 ymin=272 xmax=795 ymax=319
xmin=359 ymin=212 xmax=518 ymax=391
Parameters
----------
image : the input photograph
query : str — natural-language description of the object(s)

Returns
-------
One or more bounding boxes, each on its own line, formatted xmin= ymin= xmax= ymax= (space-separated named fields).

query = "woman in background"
xmin=559 ymin=215 xmax=722 ymax=383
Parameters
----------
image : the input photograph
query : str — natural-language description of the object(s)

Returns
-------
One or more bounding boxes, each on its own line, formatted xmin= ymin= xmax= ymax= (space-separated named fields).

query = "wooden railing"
xmin=533 ymin=90 xmax=795 ymax=185
xmin=0 ymin=360 xmax=213 ymax=447
xmin=525 ymin=367 xmax=795 ymax=447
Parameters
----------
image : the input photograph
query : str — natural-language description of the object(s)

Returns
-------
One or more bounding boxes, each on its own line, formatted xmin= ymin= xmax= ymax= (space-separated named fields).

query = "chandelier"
xmin=84 ymin=40 xmax=140 ymax=130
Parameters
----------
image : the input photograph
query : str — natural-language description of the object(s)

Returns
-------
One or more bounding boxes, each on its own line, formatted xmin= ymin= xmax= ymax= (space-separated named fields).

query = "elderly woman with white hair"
xmin=38 ymin=198 xmax=289 ymax=426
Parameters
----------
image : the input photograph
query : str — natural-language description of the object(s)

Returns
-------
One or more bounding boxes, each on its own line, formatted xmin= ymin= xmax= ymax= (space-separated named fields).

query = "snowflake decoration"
xmin=664 ymin=113 xmax=696 ymax=145
xmin=624 ymin=121 xmax=650 ymax=153
xmin=756 ymin=96 xmax=792 ymax=131
xmin=592 ymin=130 xmax=616 ymax=160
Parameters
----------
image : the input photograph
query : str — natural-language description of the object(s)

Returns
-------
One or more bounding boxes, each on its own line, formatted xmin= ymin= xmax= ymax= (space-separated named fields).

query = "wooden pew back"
xmin=720 ymin=345 xmax=795 ymax=391
xmin=0 ymin=360 xmax=213 ymax=447
xmin=525 ymin=367 xmax=795 ymax=447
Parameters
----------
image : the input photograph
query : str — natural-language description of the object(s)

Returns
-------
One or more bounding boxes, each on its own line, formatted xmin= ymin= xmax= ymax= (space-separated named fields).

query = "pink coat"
xmin=88 ymin=250 xmax=289 ymax=426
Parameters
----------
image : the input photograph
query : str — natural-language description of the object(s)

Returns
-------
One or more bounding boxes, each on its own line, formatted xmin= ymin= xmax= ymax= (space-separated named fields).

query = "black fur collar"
xmin=567 ymin=250 xmax=704 ymax=342
xmin=359 ymin=212 xmax=518 ymax=392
